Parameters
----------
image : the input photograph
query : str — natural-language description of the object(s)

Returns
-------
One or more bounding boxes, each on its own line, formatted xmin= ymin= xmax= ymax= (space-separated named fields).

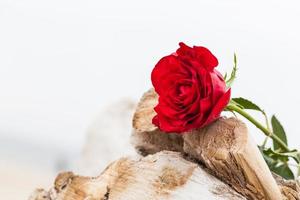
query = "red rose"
xmin=151 ymin=42 xmax=231 ymax=133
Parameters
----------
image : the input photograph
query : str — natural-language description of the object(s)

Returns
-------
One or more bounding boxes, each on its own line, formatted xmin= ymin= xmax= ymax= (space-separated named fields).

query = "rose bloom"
xmin=151 ymin=42 xmax=231 ymax=133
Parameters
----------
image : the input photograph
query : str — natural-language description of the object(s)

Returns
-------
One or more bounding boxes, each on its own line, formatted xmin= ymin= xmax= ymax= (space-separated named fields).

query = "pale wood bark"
xmin=29 ymin=151 xmax=246 ymax=200
xmin=131 ymin=89 xmax=300 ymax=200
xmin=29 ymin=89 xmax=300 ymax=200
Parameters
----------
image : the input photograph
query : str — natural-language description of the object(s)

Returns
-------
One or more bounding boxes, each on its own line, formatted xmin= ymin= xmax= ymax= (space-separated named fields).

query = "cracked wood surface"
xmin=131 ymin=89 xmax=300 ymax=200
xmin=29 ymin=89 xmax=300 ymax=200
xmin=29 ymin=151 xmax=246 ymax=200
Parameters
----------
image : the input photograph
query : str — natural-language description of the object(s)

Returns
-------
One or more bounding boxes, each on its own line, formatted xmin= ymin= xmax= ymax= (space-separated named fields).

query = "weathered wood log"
xmin=29 ymin=89 xmax=300 ymax=200
xmin=29 ymin=151 xmax=246 ymax=200
xmin=273 ymin=173 xmax=300 ymax=200
xmin=131 ymin=89 xmax=183 ymax=155
xmin=131 ymin=89 xmax=300 ymax=200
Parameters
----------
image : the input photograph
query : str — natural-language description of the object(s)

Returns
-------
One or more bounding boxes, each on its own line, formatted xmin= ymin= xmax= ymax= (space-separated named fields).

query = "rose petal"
xmin=151 ymin=55 xmax=185 ymax=94
xmin=203 ymin=88 xmax=231 ymax=126
xmin=193 ymin=46 xmax=218 ymax=71
xmin=210 ymin=70 xmax=227 ymax=104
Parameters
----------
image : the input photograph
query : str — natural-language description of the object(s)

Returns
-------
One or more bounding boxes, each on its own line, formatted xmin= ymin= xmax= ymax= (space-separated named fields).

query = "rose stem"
xmin=261 ymin=111 xmax=270 ymax=148
xmin=226 ymin=103 xmax=290 ymax=152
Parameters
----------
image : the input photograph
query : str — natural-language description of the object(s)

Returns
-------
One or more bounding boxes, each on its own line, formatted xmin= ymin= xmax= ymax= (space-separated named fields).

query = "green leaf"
xmin=229 ymin=99 xmax=244 ymax=109
xmin=259 ymin=146 xmax=296 ymax=179
xmin=271 ymin=115 xmax=288 ymax=152
xmin=262 ymin=148 xmax=289 ymax=162
xmin=225 ymin=53 xmax=237 ymax=88
xmin=263 ymin=147 xmax=300 ymax=163
xmin=229 ymin=98 xmax=270 ymax=133
xmin=272 ymin=163 xmax=294 ymax=180
xmin=279 ymin=150 xmax=299 ymax=158
xmin=277 ymin=150 xmax=300 ymax=163
xmin=259 ymin=146 xmax=277 ymax=167
xmin=231 ymin=97 xmax=263 ymax=112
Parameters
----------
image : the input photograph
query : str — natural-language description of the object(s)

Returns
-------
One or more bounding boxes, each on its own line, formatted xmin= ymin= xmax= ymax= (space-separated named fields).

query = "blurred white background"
xmin=1 ymin=0 xmax=300 ymax=199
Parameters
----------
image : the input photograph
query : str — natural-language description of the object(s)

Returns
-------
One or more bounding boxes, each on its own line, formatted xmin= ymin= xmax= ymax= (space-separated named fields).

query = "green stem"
xmin=226 ymin=103 xmax=290 ymax=152
xmin=263 ymin=111 xmax=271 ymax=131
xmin=261 ymin=111 xmax=270 ymax=148
xmin=262 ymin=136 xmax=269 ymax=148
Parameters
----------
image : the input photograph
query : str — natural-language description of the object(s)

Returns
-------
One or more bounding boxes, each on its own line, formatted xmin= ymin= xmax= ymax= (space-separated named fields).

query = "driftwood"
xmin=132 ymin=89 xmax=300 ymax=200
xmin=29 ymin=89 xmax=300 ymax=200
xmin=29 ymin=151 xmax=247 ymax=200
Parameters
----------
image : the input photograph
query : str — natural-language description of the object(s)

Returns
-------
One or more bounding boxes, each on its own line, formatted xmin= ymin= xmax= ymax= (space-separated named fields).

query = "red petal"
xmin=203 ymin=88 xmax=231 ymax=126
xmin=210 ymin=69 xmax=227 ymax=104
xmin=193 ymin=46 xmax=218 ymax=71
xmin=151 ymin=55 xmax=187 ymax=94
